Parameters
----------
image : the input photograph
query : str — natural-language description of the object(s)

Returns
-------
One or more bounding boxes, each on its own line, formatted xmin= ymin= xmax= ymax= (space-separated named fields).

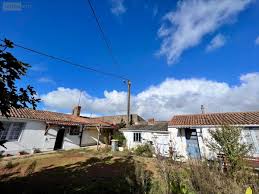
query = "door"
xmin=54 ymin=128 xmax=65 ymax=150
xmin=185 ymin=129 xmax=201 ymax=159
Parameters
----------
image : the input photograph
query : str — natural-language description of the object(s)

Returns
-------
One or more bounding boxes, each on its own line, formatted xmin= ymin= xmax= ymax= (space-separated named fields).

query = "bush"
xmin=134 ymin=144 xmax=153 ymax=157
xmin=19 ymin=150 xmax=29 ymax=155
xmin=33 ymin=148 xmax=41 ymax=153
xmin=156 ymin=160 xmax=195 ymax=194
xmin=207 ymin=125 xmax=252 ymax=175
xmin=112 ymin=131 xmax=126 ymax=147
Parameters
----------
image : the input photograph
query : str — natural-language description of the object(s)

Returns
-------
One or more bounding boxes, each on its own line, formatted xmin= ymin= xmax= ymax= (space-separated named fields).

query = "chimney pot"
xmin=72 ymin=106 xmax=81 ymax=116
xmin=201 ymin=105 xmax=205 ymax=114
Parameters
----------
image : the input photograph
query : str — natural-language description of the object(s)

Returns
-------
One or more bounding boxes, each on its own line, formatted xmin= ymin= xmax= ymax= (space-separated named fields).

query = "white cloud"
xmin=255 ymin=36 xmax=259 ymax=45
xmin=157 ymin=0 xmax=252 ymax=64
xmin=38 ymin=77 xmax=56 ymax=85
xmin=41 ymin=72 xmax=259 ymax=120
xmin=110 ymin=0 xmax=126 ymax=16
xmin=206 ymin=34 xmax=226 ymax=51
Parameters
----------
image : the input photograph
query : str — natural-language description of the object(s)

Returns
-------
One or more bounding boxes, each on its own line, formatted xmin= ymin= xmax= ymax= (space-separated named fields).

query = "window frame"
xmin=243 ymin=127 xmax=259 ymax=154
xmin=133 ymin=132 xmax=141 ymax=142
xmin=69 ymin=127 xmax=80 ymax=136
xmin=0 ymin=121 xmax=25 ymax=141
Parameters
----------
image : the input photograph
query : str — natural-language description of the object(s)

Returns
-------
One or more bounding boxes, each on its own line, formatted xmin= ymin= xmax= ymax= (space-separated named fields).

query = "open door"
xmin=54 ymin=128 xmax=65 ymax=150
xmin=185 ymin=128 xmax=201 ymax=159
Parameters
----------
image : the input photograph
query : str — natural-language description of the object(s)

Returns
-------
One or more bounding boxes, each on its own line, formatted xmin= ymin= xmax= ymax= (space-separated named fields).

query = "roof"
xmin=121 ymin=122 xmax=168 ymax=132
xmin=96 ymin=114 xmax=146 ymax=125
xmin=0 ymin=108 xmax=112 ymax=127
xmin=170 ymin=111 xmax=259 ymax=126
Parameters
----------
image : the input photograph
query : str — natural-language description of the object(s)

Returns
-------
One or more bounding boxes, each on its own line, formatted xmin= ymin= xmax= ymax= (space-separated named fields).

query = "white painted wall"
xmin=81 ymin=128 xmax=98 ymax=146
xmin=0 ymin=118 xmax=85 ymax=155
xmin=63 ymin=131 xmax=80 ymax=149
xmin=168 ymin=127 xmax=188 ymax=159
xmin=122 ymin=130 xmax=170 ymax=156
xmin=0 ymin=119 xmax=46 ymax=155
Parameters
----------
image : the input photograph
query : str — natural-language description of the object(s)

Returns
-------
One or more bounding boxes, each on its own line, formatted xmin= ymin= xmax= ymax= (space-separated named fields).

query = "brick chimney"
xmin=72 ymin=106 xmax=81 ymax=116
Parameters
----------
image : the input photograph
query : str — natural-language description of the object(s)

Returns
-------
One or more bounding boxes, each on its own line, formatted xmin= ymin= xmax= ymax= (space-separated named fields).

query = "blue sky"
xmin=1 ymin=0 xmax=259 ymax=119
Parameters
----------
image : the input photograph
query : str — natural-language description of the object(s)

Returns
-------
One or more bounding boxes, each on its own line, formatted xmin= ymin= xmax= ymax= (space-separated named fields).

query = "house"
xmin=169 ymin=111 xmax=259 ymax=160
xmin=0 ymin=106 xmax=114 ymax=155
xmin=120 ymin=121 xmax=170 ymax=156
xmin=97 ymin=114 xmax=146 ymax=125
xmin=121 ymin=111 xmax=259 ymax=160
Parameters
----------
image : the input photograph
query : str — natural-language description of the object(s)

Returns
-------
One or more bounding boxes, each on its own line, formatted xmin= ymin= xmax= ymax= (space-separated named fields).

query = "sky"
xmin=1 ymin=0 xmax=259 ymax=120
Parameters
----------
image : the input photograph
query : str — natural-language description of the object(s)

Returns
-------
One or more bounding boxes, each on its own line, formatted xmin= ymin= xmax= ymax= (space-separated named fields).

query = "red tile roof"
xmin=170 ymin=111 xmax=259 ymax=126
xmin=0 ymin=108 xmax=112 ymax=127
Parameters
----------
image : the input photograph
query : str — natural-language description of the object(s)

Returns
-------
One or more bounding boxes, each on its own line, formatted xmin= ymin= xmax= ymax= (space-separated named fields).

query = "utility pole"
xmin=126 ymin=80 xmax=131 ymax=126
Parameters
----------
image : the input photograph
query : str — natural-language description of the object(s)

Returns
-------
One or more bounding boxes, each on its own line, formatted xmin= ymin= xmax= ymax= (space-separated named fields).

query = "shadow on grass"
xmin=0 ymin=155 xmax=152 ymax=194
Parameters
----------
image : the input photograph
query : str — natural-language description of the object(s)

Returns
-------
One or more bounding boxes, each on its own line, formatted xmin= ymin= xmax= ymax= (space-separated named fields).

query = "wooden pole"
xmin=96 ymin=126 xmax=100 ymax=151
xmin=127 ymin=80 xmax=131 ymax=126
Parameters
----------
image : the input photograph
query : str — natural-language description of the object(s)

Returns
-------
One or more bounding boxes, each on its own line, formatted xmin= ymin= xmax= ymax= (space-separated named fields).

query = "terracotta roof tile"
xmin=0 ymin=108 xmax=112 ymax=127
xmin=170 ymin=111 xmax=259 ymax=126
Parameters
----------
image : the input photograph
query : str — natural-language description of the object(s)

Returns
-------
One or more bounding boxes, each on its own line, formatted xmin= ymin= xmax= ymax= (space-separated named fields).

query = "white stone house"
xmin=120 ymin=122 xmax=171 ymax=156
xmin=0 ymin=107 xmax=113 ymax=155
xmin=122 ymin=111 xmax=259 ymax=161
xmin=169 ymin=111 xmax=259 ymax=160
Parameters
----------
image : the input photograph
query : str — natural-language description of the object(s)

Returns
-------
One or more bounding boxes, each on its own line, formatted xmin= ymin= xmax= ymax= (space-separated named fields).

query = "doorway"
xmin=185 ymin=128 xmax=201 ymax=159
xmin=54 ymin=128 xmax=65 ymax=150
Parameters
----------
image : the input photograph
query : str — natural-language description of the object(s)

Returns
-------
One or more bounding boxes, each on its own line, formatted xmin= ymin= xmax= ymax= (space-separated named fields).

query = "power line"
xmin=0 ymin=39 xmax=128 ymax=81
xmin=87 ymin=0 xmax=119 ymax=66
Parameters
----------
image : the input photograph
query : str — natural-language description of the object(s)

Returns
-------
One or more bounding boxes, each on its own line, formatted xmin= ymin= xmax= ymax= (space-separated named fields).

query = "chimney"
xmin=148 ymin=118 xmax=155 ymax=125
xmin=72 ymin=106 xmax=81 ymax=116
xmin=201 ymin=105 xmax=205 ymax=114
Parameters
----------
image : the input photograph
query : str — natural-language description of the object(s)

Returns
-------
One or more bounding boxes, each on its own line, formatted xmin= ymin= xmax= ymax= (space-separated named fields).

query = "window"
xmin=133 ymin=132 xmax=141 ymax=142
xmin=244 ymin=128 xmax=259 ymax=154
xmin=69 ymin=127 xmax=80 ymax=136
xmin=0 ymin=122 xmax=24 ymax=141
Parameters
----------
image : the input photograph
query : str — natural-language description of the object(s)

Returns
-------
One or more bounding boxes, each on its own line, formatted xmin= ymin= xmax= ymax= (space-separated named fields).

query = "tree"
xmin=0 ymin=39 xmax=40 ymax=147
xmin=207 ymin=125 xmax=252 ymax=174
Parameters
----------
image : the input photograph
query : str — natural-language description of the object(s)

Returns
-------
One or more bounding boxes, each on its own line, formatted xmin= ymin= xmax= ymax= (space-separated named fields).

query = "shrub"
xmin=207 ymin=125 xmax=252 ymax=175
xmin=156 ymin=160 xmax=195 ymax=194
xmin=112 ymin=131 xmax=126 ymax=147
xmin=33 ymin=148 xmax=41 ymax=153
xmin=134 ymin=144 xmax=153 ymax=157
xmin=19 ymin=150 xmax=29 ymax=155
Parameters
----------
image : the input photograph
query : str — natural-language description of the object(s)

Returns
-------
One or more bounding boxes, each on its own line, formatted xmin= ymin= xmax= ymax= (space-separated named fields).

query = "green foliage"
xmin=0 ymin=39 xmax=40 ymax=148
xmin=156 ymin=160 xmax=195 ymax=194
xmin=112 ymin=131 xmax=126 ymax=147
xmin=134 ymin=144 xmax=153 ymax=157
xmin=0 ymin=39 xmax=40 ymax=118
xmin=207 ymin=125 xmax=252 ymax=174
xmin=189 ymin=161 xmax=242 ymax=194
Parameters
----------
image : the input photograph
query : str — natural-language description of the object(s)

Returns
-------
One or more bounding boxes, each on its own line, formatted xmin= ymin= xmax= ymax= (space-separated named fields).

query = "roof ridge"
xmin=172 ymin=111 xmax=259 ymax=117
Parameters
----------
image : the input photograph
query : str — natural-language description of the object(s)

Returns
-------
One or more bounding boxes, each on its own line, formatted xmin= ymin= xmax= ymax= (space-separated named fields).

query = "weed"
xmin=4 ymin=160 xmax=19 ymax=169
xmin=134 ymin=144 xmax=153 ymax=157
xmin=24 ymin=160 xmax=37 ymax=176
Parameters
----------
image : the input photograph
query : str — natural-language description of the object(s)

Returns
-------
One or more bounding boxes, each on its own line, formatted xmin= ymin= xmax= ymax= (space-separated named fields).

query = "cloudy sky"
xmin=1 ymin=0 xmax=259 ymax=120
